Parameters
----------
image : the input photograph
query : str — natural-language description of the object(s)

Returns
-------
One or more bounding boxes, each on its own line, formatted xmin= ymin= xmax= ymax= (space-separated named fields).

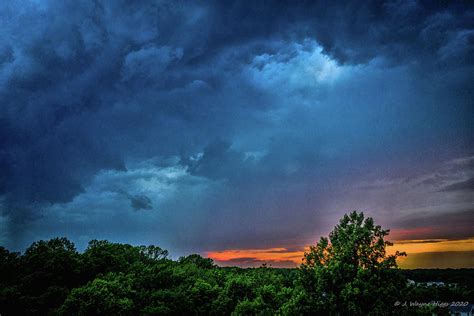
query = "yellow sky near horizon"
xmin=392 ymin=238 xmax=474 ymax=268
xmin=391 ymin=238 xmax=474 ymax=254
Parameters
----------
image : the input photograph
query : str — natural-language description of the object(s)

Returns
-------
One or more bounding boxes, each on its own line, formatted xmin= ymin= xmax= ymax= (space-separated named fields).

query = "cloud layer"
xmin=1 ymin=1 xmax=473 ymax=262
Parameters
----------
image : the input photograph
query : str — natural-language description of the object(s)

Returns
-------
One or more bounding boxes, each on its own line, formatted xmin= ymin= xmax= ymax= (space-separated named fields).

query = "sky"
xmin=0 ymin=0 xmax=473 ymax=268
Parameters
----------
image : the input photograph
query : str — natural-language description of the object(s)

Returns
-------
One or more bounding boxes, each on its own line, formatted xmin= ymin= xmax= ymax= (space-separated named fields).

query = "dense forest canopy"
xmin=1 ymin=212 xmax=472 ymax=315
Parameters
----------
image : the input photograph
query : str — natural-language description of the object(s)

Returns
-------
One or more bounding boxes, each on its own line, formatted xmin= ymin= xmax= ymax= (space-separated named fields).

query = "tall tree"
xmin=300 ymin=211 xmax=406 ymax=315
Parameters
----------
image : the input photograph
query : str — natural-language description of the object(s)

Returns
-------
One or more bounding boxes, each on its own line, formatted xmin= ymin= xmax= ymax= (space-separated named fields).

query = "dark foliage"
xmin=1 ymin=212 xmax=472 ymax=315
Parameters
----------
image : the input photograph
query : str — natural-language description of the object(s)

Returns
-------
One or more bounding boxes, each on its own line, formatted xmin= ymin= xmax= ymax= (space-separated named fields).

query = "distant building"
xmin=426 ymin=281 xmax=445 ymax=287
xmin=449 ymin=304 xmax=474 ymax=316
xmin=417 ymin=281 xmax=446 ymax=287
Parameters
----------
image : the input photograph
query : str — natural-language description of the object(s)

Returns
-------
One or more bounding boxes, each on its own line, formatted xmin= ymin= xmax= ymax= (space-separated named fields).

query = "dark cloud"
xmin=412 ymin=156 xmax=474 ymax=191
xmin=391 ymin=209 xmax=474 ymax=240
xmin=440 ymin=177 xmax=474 ymax=192
xmin=0 ymin=0 xmax=473 ymax=254
xmin=205 ymin=1 xmax=474 ymax=66
xmin=181 ymin=140 xmax=241 ymax=179
xmin=114 ymin=189 xmax=153 ymax=211
xmin=180 ymin=139 xmax=262 ymax=182
xmin=130 ymin=194 xmax=153 ymax=211
xmin=397 ymin=239 xmax=447 ymax=244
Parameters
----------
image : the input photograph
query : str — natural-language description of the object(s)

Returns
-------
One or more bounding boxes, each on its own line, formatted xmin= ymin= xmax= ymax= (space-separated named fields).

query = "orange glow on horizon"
xmin=206 ymin=247 xmax=306 ymax=265
xmin=206 ymin=238 xmax=474 ymax=268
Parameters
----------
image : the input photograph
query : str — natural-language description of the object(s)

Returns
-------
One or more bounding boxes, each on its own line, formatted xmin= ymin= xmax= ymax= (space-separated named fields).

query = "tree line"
xmin=0 ymin=211 xmax=472 ymax=315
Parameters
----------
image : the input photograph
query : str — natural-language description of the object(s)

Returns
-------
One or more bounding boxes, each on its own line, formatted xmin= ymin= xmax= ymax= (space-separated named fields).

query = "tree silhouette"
xmin=300 ymin=211 xmax=406 ymax=315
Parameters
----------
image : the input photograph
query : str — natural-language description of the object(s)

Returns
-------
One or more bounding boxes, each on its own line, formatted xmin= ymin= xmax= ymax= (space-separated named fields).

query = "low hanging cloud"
xmin=129 ymin=194 xmax=153 ymax=211
xmin=116 ymin=189 xmax=153 ymax=211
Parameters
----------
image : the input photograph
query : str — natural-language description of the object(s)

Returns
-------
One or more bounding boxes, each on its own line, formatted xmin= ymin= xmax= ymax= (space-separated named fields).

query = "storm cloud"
xmin=0 ymin=0 xmax=473 ymax=256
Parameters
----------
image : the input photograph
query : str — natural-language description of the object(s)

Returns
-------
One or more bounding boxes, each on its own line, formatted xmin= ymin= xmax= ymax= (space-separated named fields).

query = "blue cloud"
xmin=1 ymin=0 xmax=473 ymax=253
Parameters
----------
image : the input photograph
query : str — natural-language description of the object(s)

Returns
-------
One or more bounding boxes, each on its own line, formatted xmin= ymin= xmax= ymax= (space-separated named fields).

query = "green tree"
xmin=139 ymin=245 xmax=169 ymax=261
xmin=18 ymin=237 xmax=83 ymax=315
xmin=0 ymin=247 xmax=21 ymax=313
xmin=83 ymin=240 xmax=160 ymax=277
xmin=58 ymin=273 xmax=135 ymax=316
xmin=300 ymin=211 xmax=406 ymax=315
xmin=178 ymin=254 xmax=215 ymax=269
